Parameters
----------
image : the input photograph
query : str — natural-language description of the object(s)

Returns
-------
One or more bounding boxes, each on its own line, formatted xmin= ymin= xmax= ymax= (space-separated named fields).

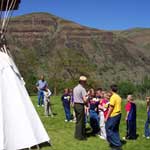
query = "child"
xmin=125 ymin=95 xmax=136 ymax=139
xmin=88 ymin=89 xmax=100 ymax=135
xmin=144 ymin=96 xmax=150 ymax=139
xmin=98 ymin=91 xmax=111 ymax=140
xmin=43 ymin=87 xmax=53 ymax=117
xmin=61 ymin=88 xmax=72 ymax=122
xmin=69 ymin=88 xmax=76 ymax=122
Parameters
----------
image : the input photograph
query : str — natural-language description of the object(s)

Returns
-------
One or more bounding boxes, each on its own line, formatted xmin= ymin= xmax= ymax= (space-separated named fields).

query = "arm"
xmin=36 ymin=81 xmax=40 ymax=91
xmin=125 ymin=111 xmax=129 ymax=121
xmin=125 ymin=102 xmax=131 ymax=120
xmin=105 ymin=105 xmax=114 ymax=122
xmin=105 ymin=95 xmax=115 ymax=122
xmin=81 ymin=88 xmax=88 ymax=104
xmin=83 ymin=96 xmax=88 ymax=103
xmin=47 ymin=89 xmax=52 ymax=97
xmin=99 ymin=105 xmax=104 ymax=110
xmin=61 ymin=95 xmax=63 ymax=101
xmin=98 ymin=99 xmax=107 ymax=111
xmin=147 ymin=105 xmax=150 ymax=112
xmin=146 ymin=98 xmax=150 ymax=112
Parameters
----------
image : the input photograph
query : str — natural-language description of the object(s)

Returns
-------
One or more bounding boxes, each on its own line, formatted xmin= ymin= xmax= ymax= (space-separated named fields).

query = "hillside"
xmin=6 ymin=12 xmax=150 ymax=91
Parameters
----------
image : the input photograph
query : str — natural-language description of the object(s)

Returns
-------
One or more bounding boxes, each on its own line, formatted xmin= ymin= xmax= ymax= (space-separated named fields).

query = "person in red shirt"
xmin=124 ymin=95 xmax=137 ymax=139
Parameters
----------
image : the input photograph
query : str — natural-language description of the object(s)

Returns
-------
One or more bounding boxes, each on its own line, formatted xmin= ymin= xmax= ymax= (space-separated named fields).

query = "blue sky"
xmin=13 ymin=0 xmax=150 ymax=30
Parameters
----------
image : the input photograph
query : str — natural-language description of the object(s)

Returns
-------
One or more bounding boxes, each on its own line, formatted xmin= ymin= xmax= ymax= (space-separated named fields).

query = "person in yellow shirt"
xmin=105 ymin=84 xmax=122 ymax=149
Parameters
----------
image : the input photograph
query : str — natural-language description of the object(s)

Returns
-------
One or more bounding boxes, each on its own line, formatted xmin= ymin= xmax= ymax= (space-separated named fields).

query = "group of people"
xmin=35 ymin=75 xmax=150 ymax=150
xmin=60 ymin=76 xmax=123 ymax=149
xmin=61 ymin=76 xmax=150 ymax=150
xmin=72 ymin=76 xmax=123 ymax=149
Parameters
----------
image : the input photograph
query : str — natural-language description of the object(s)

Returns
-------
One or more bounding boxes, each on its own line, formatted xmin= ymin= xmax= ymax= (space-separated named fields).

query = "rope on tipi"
xmin=0 ymin=0 xmax=19 ymax=55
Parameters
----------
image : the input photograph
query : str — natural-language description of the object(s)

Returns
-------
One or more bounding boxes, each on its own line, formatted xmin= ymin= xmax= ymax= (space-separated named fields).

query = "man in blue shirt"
xmin=36 ymin=75 xmax=48 ymax=107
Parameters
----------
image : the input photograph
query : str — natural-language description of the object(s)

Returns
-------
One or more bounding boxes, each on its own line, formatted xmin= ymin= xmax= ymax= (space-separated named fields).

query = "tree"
xmin=118 ymin=81 xmax=135 ymax=98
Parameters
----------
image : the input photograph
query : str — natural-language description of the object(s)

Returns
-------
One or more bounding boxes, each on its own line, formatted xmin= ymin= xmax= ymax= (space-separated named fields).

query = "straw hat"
xmin=79 ymin=76 xmax=87 ymax=81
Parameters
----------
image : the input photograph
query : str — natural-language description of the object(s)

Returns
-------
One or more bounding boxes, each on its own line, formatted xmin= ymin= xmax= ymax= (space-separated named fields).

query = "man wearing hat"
xmin=73 ymin=76 xmax=87 ymax=140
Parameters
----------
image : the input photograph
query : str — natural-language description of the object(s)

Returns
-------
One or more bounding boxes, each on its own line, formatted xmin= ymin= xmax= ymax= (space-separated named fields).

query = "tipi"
xmin=0 ymin=0 xmax=50 ymax=149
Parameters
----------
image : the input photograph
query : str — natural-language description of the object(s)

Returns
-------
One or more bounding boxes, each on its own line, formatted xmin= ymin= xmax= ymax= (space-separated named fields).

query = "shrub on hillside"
xmin=118 ymin=81 xmax=136 ymax=98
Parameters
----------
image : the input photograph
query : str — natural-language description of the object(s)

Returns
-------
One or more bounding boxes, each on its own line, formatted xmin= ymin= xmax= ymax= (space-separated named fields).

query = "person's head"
xmin=79 ymin=76 xmax=87 ymax=86
xmin=127 ymin=95 xmax=134 ymax=102
xmin=104 ymin=91 xmax=112 ymax=100
xmin=95 ymin=88 xmax=103 ymax=97
xmin=146 ymin=96 xmax=150 ymax=102
xmin=88 ymin=88 xmax=95 ymax=97
xmin=64 ymin=88 xmax=69 ymax=94
xmin=110 ymin=84 xmax=118 ymax=93
xmin=100 ymin=91 xmax=106 ymax=98
xmin=69 ymin=88 xmax=73 ymax=94
xmin=40 ymin=75 xmax=45 ymax=81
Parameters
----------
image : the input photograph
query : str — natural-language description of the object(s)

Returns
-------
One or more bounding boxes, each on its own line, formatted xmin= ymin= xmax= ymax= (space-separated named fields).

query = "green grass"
xmin=31 ymin=96 xmax=150 ymax=150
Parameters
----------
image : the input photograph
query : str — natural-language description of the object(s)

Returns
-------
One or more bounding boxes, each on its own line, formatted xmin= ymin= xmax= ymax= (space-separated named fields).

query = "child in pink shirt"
xmin=98 ymin=92 xmax=111 ymax=140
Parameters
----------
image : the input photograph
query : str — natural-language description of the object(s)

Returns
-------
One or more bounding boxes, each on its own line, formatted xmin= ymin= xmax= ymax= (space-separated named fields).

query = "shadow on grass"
xmin=52 ymin=112 xmax=58 ymax=116
xmin=86 ymin=127 xmax=98 ymax=137
xmin=20 ymin=142 xmax=51 ymax=150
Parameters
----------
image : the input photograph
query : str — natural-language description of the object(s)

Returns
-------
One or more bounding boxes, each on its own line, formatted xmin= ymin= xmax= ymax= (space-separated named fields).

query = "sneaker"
xmin=42 ymin=104 xmax=44 ymax=107
xmin=72 ymin=120 xmax=76 ymax=123
xmin=110 ymin=145 xmax=122 ymax=150
xmin=65 ymin=120 xmax=68 ymax=122
xmin=122 ymin=137 xmax=126 ymax=140
xmin=37 ymin=105 xmax=40 ymax=107
xmin=98 ymin=135 xmax=106 ymax=140
xmin=69 ymin=120 xmax=73 ymax=122
xmin=146 ymin=136 xmax=150 ymax=139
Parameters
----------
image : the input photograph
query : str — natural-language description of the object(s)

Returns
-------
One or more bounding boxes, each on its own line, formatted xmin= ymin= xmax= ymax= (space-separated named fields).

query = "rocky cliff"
xmin=6 ymin=12 xmax=150 ymax=90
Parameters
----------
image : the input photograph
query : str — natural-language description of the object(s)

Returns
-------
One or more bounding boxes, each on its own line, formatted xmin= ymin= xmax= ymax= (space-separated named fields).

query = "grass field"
xmin=31 ymin=96 xmax=150 ymax=150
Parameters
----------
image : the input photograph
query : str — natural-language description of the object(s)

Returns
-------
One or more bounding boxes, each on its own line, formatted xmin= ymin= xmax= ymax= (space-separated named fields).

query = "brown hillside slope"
xmin=5 ymin=13 xmax=150 ymax=89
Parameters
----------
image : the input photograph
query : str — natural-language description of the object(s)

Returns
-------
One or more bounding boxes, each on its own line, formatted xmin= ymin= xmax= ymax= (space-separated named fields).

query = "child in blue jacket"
xmin=61 ymin=88 xmax=71 ymax=122
xmin=144 ymin=96 xmax=150 ymax=139
xmin=125 ymin=95 xmax=136 ymax=139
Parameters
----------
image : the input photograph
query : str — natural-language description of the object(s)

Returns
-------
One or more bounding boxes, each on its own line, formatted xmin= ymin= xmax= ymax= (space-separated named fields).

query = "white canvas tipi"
xmin=0 ymin=0 xmax=50 ymax=149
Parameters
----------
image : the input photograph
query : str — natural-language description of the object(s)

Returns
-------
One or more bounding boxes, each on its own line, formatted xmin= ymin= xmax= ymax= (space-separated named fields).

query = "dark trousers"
xmin=63 ymin=102 xmax=71 ymax=121
xmin=74 ymin=103 xmax=86 ymax=140
xmin=38 ymin=90 xmax=44 ymax=105
xmin=89 ymin=110 xmax=100 ymax=134
xmin=145 ymin=110 xmax=150 ymax=137
xmin=126 ymin=119 xmax=136 ymax=139
xmin=106 ymin=114 xmax=122 ymax=147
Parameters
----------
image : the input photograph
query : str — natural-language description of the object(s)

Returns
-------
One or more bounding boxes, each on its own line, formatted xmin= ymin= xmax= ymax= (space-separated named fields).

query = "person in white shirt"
xmin=43 ymin=87 xmax=53 ymax=117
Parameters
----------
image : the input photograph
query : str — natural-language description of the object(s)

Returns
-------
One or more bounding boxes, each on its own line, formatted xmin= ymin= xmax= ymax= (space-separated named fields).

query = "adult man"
xmin=73 ymin=76 xmax=87 ymax=140
xmin=36 ymin=75 xmax=48 ymax=107
xmin=105 ymin=84 xmax=122 ymax=149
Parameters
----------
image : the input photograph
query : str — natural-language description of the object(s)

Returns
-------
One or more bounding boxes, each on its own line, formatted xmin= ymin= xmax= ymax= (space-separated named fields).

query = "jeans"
xmin=38 ymin=90 xmax=44 ymax=105
xmin=89 ymin=110 xmax=100 ymax=134
xmin=145 ymin=110 xmax=150 ymax=137
xmin=106 ymin=114 xmax=122 ymax=147
xmin=63 ymin=102 xmax=71 ymax=121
